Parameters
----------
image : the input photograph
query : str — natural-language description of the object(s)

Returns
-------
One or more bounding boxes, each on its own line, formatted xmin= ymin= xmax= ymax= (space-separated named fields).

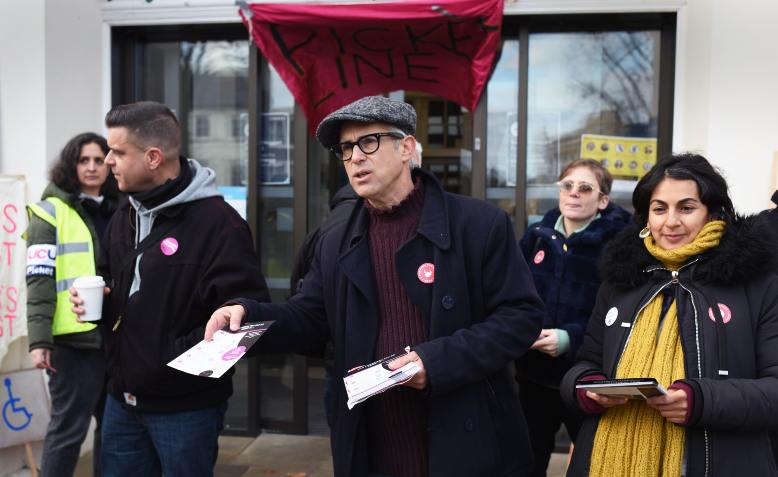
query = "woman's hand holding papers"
xmin=387 ymin=349 xmax=427 ymax=390
xmin=585 ymin=391 xmax=628 ymax=409
xmin=585 ymin=387 xmax=688 ymax=424
xmin=205 ymin=304 xmax=246 ymax=341
xmin=646 ymin=388 xmax=688 ymax=424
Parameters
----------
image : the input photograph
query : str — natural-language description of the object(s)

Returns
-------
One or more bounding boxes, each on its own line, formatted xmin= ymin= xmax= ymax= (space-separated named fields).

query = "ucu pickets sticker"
xmin=160 ymin=237 xmax=179 ymax=256
xmin=26 ymin=244 xmax=56 ymax=277
xmin=533 ymin=250 xmax=545 ymax=264
xmin=708 ymin=303 xmax=732 ymax=324
xmin=417 ymin=263 xmax=435 ymax=284
xmin=605 ymin=307 xmax=619 ymax=327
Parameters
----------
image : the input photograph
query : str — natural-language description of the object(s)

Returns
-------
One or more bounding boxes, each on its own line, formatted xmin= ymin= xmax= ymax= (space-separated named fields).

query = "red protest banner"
xmin=240 ymin=0 xmax=504 ymax=132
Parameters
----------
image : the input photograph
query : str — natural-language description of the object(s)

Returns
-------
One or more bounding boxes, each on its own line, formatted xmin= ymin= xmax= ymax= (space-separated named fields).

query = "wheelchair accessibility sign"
xmin=0 ymin=369 xmax=50 ymax=449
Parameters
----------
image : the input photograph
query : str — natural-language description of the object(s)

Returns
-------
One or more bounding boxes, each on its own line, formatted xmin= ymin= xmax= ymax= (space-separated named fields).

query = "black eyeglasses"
xmin=331 ymin=132 xmax=405 ymax=161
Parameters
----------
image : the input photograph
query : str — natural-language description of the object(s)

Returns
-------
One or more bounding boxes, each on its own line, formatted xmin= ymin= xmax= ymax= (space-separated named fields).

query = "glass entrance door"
xmin=403 ymin=92 xmax=473 ymax=196
xmin=111 ymin=24 xmax=258 ymax=434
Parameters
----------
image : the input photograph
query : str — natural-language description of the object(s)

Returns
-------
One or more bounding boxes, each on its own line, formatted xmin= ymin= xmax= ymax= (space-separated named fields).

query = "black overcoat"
xmin=246 ymin=168 xmax=545 ymax=476
xmin=561 ymin=218 xmax=778 ymax=476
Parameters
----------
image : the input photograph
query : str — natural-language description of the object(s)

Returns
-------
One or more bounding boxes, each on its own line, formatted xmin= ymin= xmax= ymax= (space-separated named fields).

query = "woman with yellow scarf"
xmin=561 ymin=154 xmax=778 ymax=476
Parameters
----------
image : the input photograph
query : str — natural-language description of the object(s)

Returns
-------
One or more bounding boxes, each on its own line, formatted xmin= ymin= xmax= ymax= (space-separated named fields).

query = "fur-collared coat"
xmin=561 ymin=217 xmax=778 ymax=476
xmin=515 ymin=204 xmax=631 ymax=387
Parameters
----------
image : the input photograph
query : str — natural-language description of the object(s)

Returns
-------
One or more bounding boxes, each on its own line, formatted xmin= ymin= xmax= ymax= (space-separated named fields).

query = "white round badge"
xmin=605 ymin=307 xmax=619 ymax=327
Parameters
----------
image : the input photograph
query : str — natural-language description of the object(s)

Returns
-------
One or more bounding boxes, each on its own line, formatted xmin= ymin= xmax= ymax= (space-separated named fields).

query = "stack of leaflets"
xmin=344 ymin=352 xmax=420 ymax=409
xmin=575 ymin=377 xmax=668 ymax=399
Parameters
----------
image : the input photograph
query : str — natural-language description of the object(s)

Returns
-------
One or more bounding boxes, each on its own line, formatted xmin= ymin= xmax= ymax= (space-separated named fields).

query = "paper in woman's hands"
xmin=343 ymin=351 xmax=420 ymax=409
xmin=167 ymin=321 xmax=274 ymax=378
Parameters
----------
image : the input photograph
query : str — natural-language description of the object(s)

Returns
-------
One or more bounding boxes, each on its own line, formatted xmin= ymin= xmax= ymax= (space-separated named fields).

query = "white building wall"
xmin=672 ymin=0 xmax=712 ymax=156
xmin=44 ymin=0 xmax=108 ymax=195
xmin=674 ymin=0 xmax=778 ymax=213
xmin=705 ymin=0 xmax=778 ymax=213
xmin=0 ymin=1 xmax=103 ymax=474
xmin=0 ymin=0 xmax=105 ymax=204
xmin=0 ymin=0 xmax=48 ymax=201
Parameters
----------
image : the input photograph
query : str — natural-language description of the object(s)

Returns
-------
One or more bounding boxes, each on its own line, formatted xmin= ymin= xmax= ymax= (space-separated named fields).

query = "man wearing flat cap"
xmin=206 ymin=96 xmax=545 ymax=477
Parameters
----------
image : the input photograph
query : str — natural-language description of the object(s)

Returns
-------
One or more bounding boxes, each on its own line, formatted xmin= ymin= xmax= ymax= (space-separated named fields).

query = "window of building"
xmin=194 ymin=115 xmax=210 ymax=138
xmin=485 ymin=13 xmax=675 ymax=232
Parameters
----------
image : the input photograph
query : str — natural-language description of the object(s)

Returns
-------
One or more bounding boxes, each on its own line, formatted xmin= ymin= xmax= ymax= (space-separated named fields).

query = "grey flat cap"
xmin=315 ymin=96 xmax=417 ymax=149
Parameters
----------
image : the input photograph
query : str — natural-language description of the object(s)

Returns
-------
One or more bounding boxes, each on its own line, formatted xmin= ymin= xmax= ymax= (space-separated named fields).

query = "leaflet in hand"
xmin=344 ymin=352 xmax=420 ymax=410
xmin=167 ymin=321 xmax=274 ymax=379
xmin=576 ymin=377 xmax=667 ymax=399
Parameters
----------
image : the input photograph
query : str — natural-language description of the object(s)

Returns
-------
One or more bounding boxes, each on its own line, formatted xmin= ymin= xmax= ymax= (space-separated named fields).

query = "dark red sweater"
xmin=365 ymin=179 xmax=429 ymax=477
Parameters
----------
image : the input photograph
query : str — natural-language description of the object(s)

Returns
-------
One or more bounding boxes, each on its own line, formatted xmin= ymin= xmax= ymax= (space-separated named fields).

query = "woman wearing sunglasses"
xmin=515 ymin=158 xmax=631 ymax=476
xmin=562 ymin=154 xmax=778 ymax=476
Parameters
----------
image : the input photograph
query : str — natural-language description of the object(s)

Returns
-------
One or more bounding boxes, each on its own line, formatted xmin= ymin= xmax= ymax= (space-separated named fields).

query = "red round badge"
xmin=417 ymin=263 xmax=435 ymax=284
xmin=533 ymin=250 xmax=545 ymax=264
xmin=708 ymin=303 xmax=732 ymax=324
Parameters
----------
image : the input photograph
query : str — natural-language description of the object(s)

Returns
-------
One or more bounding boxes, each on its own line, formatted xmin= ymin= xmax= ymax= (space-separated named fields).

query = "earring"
xmin=638 ymin=226 xmax=651 ymax=239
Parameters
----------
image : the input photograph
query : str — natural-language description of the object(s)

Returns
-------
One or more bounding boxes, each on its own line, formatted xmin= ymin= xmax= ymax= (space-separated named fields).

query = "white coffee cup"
xmin=72 ymin=275 xmax=105 ymax=322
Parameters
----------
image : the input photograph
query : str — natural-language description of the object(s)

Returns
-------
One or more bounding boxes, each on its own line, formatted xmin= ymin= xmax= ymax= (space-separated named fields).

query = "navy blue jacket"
xmin=242 ymin=169 xmax=545 ymax=477
xmin=515 ymin=204 xmax=631 ymax=387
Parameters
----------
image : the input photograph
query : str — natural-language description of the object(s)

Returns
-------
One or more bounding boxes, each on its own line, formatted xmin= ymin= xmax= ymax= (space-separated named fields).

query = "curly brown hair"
xmin=50 ymin=132 xmax=118 ymax=200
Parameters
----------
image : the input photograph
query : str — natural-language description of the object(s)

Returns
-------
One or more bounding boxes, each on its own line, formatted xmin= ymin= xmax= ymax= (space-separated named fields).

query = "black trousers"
xmin=518 ymin=379 xmax=583 ymax=477
xmin=41 ymin=345 xmax=106 ymax=477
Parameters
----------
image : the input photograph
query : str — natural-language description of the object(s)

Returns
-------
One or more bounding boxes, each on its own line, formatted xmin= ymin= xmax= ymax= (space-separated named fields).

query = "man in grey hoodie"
xmin=70 ymin=101 xmax=270 ymax=477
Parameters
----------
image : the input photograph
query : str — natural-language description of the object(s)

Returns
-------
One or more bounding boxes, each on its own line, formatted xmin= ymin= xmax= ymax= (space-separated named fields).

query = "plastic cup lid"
xmin=73 ymin=276 xmax=105 ymax=288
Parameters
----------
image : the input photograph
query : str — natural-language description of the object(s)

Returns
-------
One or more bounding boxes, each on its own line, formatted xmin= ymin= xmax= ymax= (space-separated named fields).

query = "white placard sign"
xmin=0 ymin=176 xmax=27 ymax=361
xmin=0 ymin=369 xmax=50 ymax=448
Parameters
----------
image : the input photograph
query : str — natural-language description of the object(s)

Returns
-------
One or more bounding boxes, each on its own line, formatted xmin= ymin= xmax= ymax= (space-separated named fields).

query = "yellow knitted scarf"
xmin=588 ymin=220 xmax=725 ymax=477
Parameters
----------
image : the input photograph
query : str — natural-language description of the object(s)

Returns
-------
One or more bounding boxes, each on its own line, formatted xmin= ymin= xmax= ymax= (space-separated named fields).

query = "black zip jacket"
xmin=561 ymin=217 xmax=778 ymax=476
xmin=100 ymin=195 xmax=270 ymax=412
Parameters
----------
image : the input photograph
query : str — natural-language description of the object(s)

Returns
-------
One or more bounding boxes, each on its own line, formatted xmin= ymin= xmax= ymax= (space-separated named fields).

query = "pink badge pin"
xmin=708 ymin=303 xmax=732 ymax=324
xmin=160 ymin=237 xmax=179 ymax=256
xmin=417 ymin=263 xmax=435 ymax=284
xmin=533 ymin=250 xmax=545 ymax=264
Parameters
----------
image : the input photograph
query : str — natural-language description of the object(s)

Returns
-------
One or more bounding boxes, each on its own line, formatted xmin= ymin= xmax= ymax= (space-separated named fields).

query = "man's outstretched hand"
xmin=205 ymin=304 xmax=246 ymax=341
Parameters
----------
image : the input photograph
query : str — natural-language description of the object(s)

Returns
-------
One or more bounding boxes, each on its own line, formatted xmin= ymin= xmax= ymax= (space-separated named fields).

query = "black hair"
xmin=632 ymin=153 xmax=735 ymax=225
xmin=50 ymin=132 xmax=118 ymax=200
xmin=104 ymin=101 xmax=181 ymax=154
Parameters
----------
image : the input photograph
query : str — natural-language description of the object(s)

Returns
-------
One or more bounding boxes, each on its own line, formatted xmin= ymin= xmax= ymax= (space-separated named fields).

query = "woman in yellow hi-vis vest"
xmin=26 ymin=132 xmax=118 ymax=477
